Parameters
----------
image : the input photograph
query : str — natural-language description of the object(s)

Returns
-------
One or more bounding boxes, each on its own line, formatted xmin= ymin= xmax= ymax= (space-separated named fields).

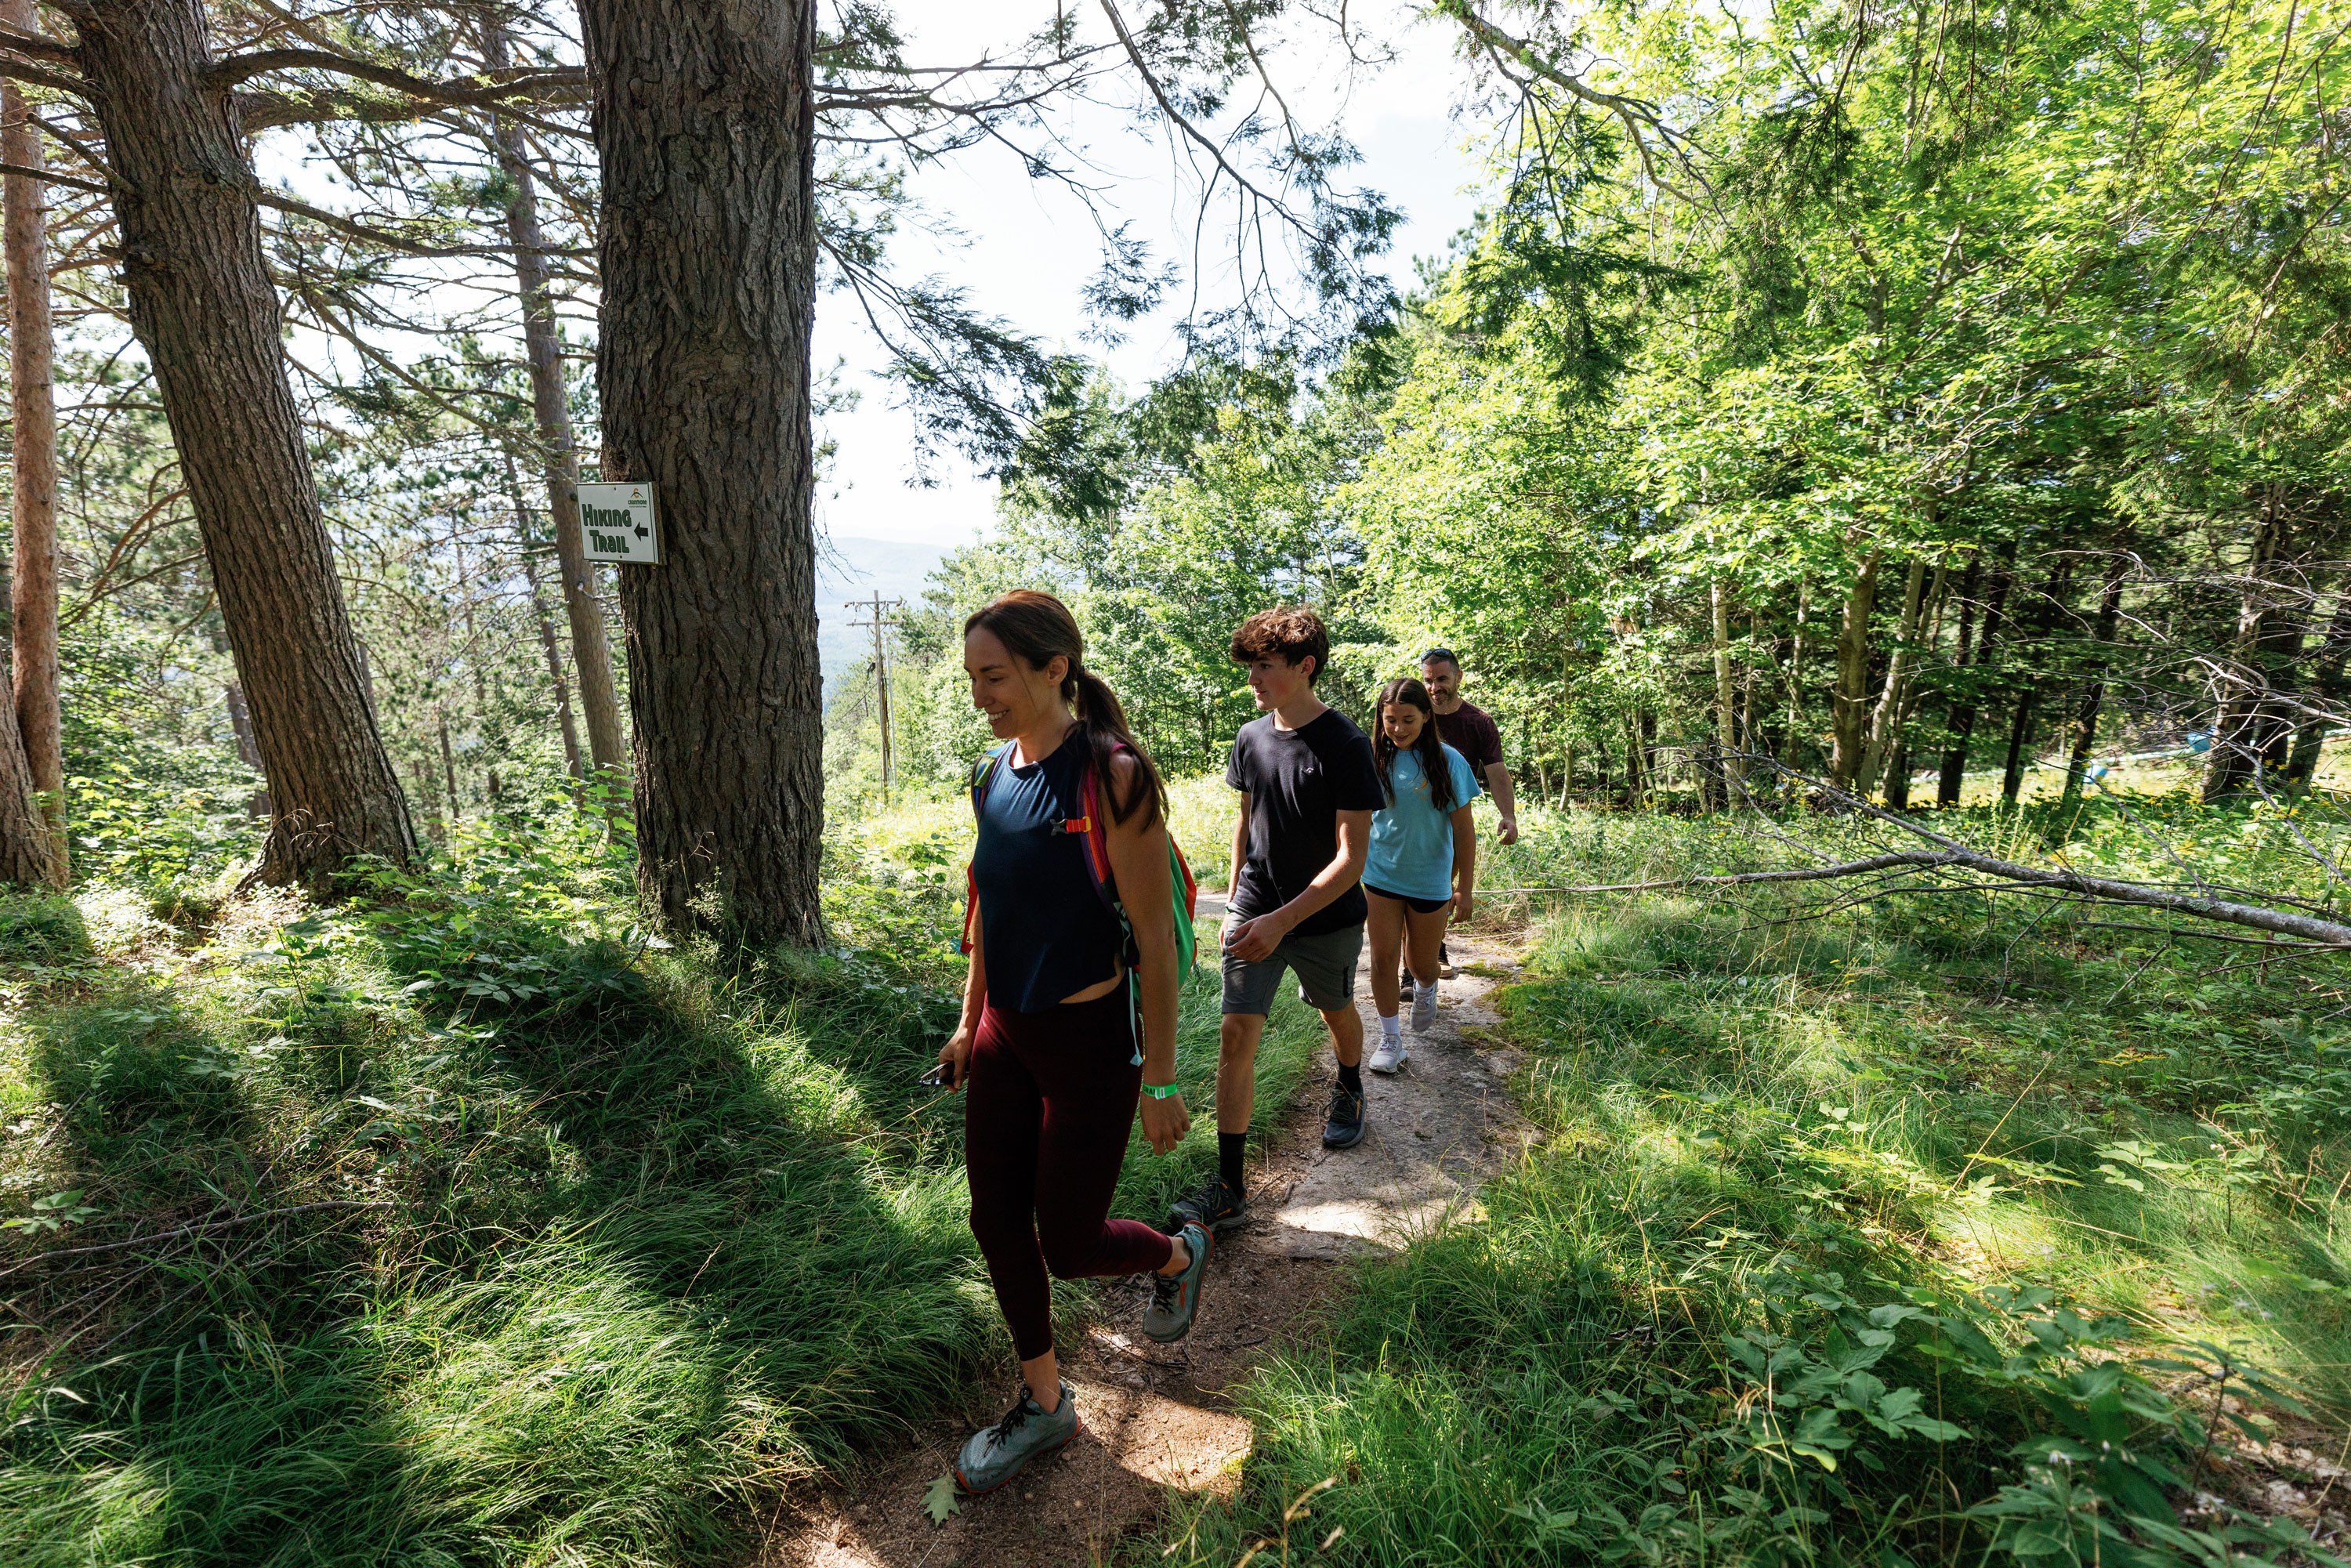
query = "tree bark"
xmin=2204 ymin=487 xmax=2302 ymax=802
xmin=2282 ymin=582 xmax=2351 ymax=791
xmin=1830 ymin=549 xmax=1880 ymax=789
xmin=1856 ymin=556 xmax=1933 ymax=797
xmin=1936 ymin=557 xmax=1988 ymax=806
xmin=3 ymin=0 xmax=62 ymax=871
xmin=480 ymin=13 xmax=624 ymax=780
xmin=0 ymin=563 xmax=59 ymax=885
xmin=1711 ymin=579 xmax=1741 ymax=790
xmin=579 ymin=0 xmax=824 ymax=943
xmin=68 ymin=0 xmax=415 ymax=894
xmin=1784 ymin=581 xmax=1810 ymax=770
xmin=2001 ymin=689 xmax=2038 ymax=803
xmin=223 ymin=681 xmax=270 ymax=817
xmin=2054 ymin=555 xmax=2128 ymax=820
xmin=505 ymin=454 xmax=585 ymax=782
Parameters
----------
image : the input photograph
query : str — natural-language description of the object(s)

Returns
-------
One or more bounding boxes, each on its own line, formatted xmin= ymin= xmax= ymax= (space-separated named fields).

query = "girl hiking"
xmin=1363 ymin=676 xmax=1480 ymax=1074
xmin=938 ymin=590 xmax=1212 ymax=1495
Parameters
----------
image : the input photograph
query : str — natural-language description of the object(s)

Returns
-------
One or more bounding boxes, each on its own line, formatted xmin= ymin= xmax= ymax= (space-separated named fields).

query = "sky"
xmin=812 ymin=2 xmax=1495 ymax=552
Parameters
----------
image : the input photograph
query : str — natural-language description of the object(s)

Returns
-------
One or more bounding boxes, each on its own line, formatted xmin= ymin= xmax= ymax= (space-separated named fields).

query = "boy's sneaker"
xmin=1411 ymin=983 xmax=1439 ymax=1034
xmin=955 ymin=1382 xmax=1081 ymax=1494
xmin=1368 ymin=1032 xmax=1407 ymax=1074
xmin=1168 ymin=1176 xmax=1248 ymax=1234
xmin=1143 ymin=1222 xmax=1212 ymax=1343
xmin=1322 ymin=1080 xmax=1367 ymax=1148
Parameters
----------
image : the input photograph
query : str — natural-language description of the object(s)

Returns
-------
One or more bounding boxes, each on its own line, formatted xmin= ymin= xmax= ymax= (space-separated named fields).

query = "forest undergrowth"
xmin=0 ymin=784 xmax=1315 ymax=1566
xmin=7 ymin=783 xmax=2351 ymax=1566
xmin=1156 ymin=792 xmax=2351 ymax=1567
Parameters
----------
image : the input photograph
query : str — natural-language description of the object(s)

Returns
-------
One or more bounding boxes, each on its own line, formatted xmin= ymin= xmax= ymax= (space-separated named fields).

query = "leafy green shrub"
xmin=0 ymin=893 xmax=89 ymax=964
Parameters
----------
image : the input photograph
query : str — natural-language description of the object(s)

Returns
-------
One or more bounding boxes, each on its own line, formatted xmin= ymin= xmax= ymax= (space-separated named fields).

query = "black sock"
xmin=1218 ymin=1132 xmax=1247 ymax=1193
xmin=1337 ymin=1062 xmax=1363 ymax=1095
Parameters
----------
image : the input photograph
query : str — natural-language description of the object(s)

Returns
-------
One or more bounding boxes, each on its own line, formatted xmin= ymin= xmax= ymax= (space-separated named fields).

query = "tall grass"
xmin=0 ymin=802 xmax=1319 ymax=1566
xmin=1157 ymin=795 xmax=2351 ymax=1567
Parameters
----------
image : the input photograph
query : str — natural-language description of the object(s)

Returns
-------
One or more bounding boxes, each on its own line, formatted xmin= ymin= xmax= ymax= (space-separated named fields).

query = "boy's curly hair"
xmin=1228 ymin=607 xmax=1331 ymax=684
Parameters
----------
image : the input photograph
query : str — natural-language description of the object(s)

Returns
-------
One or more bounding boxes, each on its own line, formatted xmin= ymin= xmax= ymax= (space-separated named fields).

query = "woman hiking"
xmin=1363 ymin=676 xmax=1480 ymax=1074
xmin=938 ymin=589 xmax=1212 ymax=1495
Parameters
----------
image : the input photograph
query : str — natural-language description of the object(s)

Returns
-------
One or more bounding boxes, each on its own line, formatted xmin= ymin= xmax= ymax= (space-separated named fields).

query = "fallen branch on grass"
xmin=1491 ymin=760 xmax=2351 ymax=951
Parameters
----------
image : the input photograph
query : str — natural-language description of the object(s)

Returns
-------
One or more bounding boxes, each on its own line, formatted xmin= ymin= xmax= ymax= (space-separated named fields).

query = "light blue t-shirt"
xmin=1365 ymin=743 xmax=1482 ymax=903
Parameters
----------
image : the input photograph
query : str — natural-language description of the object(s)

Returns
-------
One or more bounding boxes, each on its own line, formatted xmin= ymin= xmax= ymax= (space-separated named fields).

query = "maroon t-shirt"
xmin=1433 ymin=701 xmax=1502 ymax=776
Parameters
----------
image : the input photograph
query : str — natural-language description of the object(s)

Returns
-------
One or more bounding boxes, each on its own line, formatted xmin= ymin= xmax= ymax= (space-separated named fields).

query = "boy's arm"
xmin=1225 ymin=810 xmax=1371 ymax=961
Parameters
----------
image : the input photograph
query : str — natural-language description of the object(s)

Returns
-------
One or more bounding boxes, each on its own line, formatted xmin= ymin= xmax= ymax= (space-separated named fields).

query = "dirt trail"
xmin=755 ymin=902 xmax=1533 ymax=1568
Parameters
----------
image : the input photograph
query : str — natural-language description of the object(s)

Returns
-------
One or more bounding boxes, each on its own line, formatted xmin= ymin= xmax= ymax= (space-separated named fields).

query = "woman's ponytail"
xmin=1070 ymin=664 xmax=1168 ymax=829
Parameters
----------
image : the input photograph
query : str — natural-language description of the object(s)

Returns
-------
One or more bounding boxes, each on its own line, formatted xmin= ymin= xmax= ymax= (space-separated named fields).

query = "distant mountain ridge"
xmin=817 ymin=535 xmax=946 ymax=697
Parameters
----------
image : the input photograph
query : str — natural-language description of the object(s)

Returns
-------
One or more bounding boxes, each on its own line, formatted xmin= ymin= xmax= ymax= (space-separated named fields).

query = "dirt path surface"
xmin=753 ymin=904 xmax=1534 ymax=1568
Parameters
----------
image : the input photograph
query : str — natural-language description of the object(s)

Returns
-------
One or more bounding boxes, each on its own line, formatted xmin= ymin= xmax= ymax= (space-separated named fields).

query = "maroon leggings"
xmin=965 ymin=987 xmax=1174 ymax=1360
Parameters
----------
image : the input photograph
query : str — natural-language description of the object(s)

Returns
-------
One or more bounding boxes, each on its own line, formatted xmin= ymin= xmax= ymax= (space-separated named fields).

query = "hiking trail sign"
xmin=575 ymin=483 xmax=661 ymax=564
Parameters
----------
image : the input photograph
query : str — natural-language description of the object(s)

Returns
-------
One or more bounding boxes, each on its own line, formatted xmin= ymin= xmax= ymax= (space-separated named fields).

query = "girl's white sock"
xmin=1378 ymin=1012 xmax=1401 ymax=1041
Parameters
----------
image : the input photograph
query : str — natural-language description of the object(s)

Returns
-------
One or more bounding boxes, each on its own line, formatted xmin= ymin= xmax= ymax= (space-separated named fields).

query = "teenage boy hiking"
xmin=1410 ymin=647 xmax=1517 ymax=986
xmin=1170 ymin=607 xmax=1384 ymax=1237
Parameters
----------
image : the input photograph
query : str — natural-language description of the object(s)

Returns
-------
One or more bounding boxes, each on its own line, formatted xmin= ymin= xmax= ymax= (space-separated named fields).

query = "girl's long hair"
xmin=1373 ymin=678 xmax=1456 ymax=812
xmin=965 ymin=590 xmax=1168 ymax=827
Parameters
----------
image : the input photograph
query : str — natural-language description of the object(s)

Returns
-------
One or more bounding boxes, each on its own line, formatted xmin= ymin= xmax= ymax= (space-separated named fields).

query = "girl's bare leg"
xmin=1367 ymin=893 xmax=1407 ymax=1018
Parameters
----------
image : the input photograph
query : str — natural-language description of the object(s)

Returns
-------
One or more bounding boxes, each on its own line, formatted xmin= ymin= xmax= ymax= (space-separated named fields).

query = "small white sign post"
xmin=574 ymin=483 xmax=661 ymax=565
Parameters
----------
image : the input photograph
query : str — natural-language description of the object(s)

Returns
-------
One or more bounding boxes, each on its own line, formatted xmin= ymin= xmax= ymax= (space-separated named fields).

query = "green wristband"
xmin=1141 ymin=1082 xmax=1182 ymax=1100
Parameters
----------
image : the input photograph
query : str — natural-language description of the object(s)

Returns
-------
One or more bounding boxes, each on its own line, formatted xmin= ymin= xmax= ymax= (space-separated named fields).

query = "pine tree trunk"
xmin=504 ymin=451 xmax=586 ymax=783
xmin=69 ymin=0 xmax=414 ymax=894
xmin=579 ymin=0 xmax=824 ymax=943
xmin=3 ymin=0 xmax=63 ymax=871
xmin=0 ymin=562 xmax=59 ymax=886
xmin=223 ymin=681 xmax=271 ymax=817
xmin=481 ymin=13 xmax=625 ymax=780
xmin=1830 ymin=550 xmax=1881 ymax=789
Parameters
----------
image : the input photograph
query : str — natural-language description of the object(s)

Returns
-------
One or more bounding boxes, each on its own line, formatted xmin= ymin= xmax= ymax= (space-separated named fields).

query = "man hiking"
xmin=1410 ymin=646 xmax=1517 ymax=986
xmin=1170 ymin=607 xmax=1383 ymax=1237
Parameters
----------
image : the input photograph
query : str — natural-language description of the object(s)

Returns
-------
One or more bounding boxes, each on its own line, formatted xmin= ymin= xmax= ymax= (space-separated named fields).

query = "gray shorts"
xmin=1221 ymin=920 xmax=1364 ymax=1016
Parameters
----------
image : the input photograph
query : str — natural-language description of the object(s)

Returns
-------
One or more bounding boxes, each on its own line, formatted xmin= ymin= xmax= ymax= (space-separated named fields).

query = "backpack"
xmin=958 ymin=740 xmax=1199 ymax=978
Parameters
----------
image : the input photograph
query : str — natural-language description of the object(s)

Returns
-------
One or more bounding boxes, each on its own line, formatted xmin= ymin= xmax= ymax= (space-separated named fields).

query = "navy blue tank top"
xmin=971 ymin=733 xmax=1125 ymax=1013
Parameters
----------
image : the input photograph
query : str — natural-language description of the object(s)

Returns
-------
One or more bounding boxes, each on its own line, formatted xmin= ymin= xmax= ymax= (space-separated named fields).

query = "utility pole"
xmin=845 ymin=593 xmax=904 ymax=794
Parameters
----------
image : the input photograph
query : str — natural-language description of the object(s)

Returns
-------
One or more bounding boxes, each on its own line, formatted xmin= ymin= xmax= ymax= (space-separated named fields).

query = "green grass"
xmin=1153 ymin=795 xmax=2351 ymax=1568
xmin=0 ymin=802 xmax=1321 ymax=1566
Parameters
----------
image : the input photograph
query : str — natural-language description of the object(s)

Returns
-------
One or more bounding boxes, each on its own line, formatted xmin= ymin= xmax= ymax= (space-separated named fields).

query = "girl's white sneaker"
xmin=1368 ymin=1034 xmax=1407 ymax=1074
xmin=1410 ymin=983 xmax=1439 ymax=1034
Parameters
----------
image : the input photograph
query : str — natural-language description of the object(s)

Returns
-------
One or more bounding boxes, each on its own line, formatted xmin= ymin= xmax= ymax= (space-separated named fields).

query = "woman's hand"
xmin=1139 ymin=1091 xmax=1190 ymax=1154
xmin=938 ymin=1027 xmax=974 ymax=1092
xmin=1451 ymin=889 xmax=1475 ymax=925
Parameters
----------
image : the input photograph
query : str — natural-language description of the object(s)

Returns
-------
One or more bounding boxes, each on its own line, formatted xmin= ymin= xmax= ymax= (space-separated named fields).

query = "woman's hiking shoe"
xmin=1167 ymin=1176 xmax=1248 ymax=1235
xmin=1368 ymin=1033 xmax=1407 ymax=1074
xmin=1411 ymin=983 xmax=1439 ymax=1034
xmin=1143 ymin=1222 xmax=1212 ymax=1343
xmin=954 ymin=1382 xmax=1080 ymax=1494
xmin=1322 ymin=1080 xmax=1367 ymax=1148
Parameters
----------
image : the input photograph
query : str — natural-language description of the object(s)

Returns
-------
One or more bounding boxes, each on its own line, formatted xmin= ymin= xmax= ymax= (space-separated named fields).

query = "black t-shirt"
xmin=1226 ymin=707 xmax=1385 ymax=936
